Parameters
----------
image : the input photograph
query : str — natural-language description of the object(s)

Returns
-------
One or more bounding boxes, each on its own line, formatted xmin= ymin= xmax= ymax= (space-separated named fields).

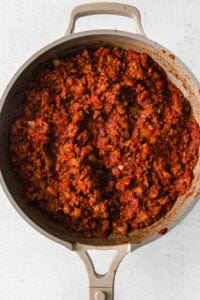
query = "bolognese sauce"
xmin=10 ymin=47 xmax=200 ymax=238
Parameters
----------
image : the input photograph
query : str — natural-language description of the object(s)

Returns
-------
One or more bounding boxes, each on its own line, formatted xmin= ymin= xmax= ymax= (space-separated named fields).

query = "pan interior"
xmin=0 ymin=31 xmax=200 ymax=247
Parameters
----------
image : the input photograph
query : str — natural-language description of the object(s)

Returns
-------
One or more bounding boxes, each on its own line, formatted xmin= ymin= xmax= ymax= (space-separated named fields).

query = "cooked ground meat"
xmin=10 ymin=46 xmax=200 ymax=238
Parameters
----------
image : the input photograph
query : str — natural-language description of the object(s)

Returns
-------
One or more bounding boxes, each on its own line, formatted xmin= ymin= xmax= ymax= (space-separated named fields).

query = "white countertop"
xmin=1 ymin=1 xmax=200 ymax=299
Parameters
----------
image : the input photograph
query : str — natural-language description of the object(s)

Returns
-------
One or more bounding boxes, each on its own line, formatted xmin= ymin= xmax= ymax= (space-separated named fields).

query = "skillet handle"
xmin=74 ymin=243 xmax=131 ymax=300
xmin=65 ymin=2 xmax=146 ymax=36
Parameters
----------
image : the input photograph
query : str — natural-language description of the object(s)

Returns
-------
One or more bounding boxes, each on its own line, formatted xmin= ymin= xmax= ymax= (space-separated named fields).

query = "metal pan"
xmin=0 ymin=3 xmax=200 ymax=300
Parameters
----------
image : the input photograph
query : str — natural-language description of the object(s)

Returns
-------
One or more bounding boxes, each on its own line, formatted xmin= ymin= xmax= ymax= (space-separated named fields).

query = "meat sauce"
xmin=10 ymin=47 xmax=200 ymax=238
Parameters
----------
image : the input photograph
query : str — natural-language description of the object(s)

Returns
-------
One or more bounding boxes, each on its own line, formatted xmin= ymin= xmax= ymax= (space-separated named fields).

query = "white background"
xmin=0 ymin=0 xmax=200 ymax=299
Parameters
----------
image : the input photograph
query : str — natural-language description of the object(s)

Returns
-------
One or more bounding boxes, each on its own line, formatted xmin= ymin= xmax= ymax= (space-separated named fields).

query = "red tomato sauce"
xmin=10 ymin=47 xmax=200 ymax=238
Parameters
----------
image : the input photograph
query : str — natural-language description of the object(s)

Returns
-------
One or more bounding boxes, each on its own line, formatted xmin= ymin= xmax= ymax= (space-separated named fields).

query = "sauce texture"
xmin=10 ymin=47 xmax=200 ymax=238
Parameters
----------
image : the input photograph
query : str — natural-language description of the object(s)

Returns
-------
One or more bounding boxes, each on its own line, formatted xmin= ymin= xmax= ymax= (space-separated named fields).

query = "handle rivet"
xmin=95 ymin=291 xmax=106 ymax=300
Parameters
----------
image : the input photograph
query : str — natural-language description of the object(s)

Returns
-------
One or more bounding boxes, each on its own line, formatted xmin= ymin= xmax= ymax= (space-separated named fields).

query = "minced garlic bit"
xmin=118 ymin=165 xmax=124 ymax=170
